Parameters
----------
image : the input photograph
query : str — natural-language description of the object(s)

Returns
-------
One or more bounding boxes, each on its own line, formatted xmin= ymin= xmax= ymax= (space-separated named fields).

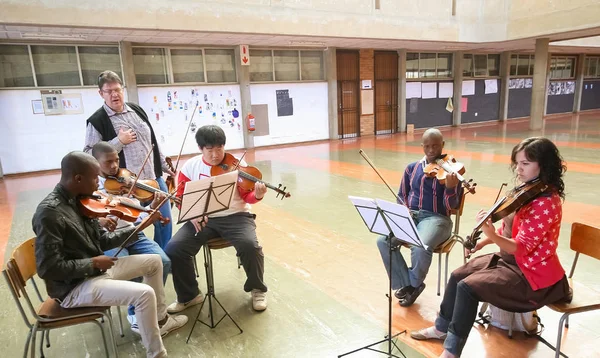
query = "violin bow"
xmin=113 ymin=183 xmax=181 ymax=257
xmin=172 ymin=103 xmax=199 ymax=175
xmin=126 ymin=144 xmax=154 ymax=199
xmin=359 ymin=149 xmax=406 ymax=205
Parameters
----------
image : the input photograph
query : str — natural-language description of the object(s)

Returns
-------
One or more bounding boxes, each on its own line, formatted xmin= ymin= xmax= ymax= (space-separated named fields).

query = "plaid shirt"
xmin=84 ymin=104 xmax=167 ymax=180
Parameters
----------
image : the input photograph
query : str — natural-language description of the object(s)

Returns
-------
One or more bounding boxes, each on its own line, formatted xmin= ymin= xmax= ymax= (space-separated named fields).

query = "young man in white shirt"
xmin=165 ymin=125 xmax=269 ymax=312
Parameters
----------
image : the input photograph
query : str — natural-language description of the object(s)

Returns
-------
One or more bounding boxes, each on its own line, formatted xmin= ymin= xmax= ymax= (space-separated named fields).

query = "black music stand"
xmin=178 ymin=171 xmax=242 ymax=342
xmin=339 ymin=196 xmax=426 ymax=358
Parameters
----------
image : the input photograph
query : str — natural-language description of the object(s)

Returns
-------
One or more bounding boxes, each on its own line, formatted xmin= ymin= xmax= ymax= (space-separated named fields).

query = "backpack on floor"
xmin=485 ymin=304 xmax=542 ymax=335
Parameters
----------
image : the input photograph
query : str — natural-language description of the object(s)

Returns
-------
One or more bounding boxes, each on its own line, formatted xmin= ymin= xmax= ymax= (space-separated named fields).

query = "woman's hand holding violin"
xmin=476 ymin=209 xmax=496 ymax=238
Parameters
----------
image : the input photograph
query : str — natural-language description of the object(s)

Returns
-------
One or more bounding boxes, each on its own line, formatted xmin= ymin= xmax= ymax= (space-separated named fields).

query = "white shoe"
xmin=166 ymin=293 xmax=203 ymax=314
xmin=251 ymin=289 xmax=267 ymax=311
xmin=160 ymin=314 xmax=189 ymax=337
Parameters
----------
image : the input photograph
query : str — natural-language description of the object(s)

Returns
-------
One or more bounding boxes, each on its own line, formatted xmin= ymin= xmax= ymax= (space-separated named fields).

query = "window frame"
xmin=0 ymin=43 xmax=123 ymax=89
xmin=405 ymin=52 xmax=454 ymax=80
xmin=549 ymin=55 xmax=577 ymax=80
xmin=248 ymin=48 xmax=326 ymax=83
xmin=462 ymin=53 xmax=501 ymax=78
xmin=584 ymin=56 xmax=600 ymax=79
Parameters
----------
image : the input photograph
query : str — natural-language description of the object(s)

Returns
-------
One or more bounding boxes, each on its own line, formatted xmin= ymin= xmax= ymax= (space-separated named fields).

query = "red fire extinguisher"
xmin=247 ymin=114 xmax=256 ymax=131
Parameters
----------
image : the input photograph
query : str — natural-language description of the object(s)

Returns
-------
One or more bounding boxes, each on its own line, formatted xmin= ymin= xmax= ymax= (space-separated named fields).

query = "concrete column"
xmin=498 ymin=51 xmax=511 ymax=121
xmin=119 ymin=41 xmax=139 ymax=104
xmin=325 ymin=47 xmax=338 ymax=139
xmin=530 ymin=38 xmax=550 ymax=130
xmin=235 ymin=46 xmax=254 ymax=149
xmin=397 ymin=49 xmax=407 ymax=132
xmin=573 ymin=54 xmax=586 ymax=113
xmin=452 ymin=51 xmax=464 ymax=126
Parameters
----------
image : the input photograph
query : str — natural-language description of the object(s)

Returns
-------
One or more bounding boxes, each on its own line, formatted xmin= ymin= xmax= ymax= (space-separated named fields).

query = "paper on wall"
xmin=484 ymin=79 xmax=498 ymax=94
xmin=462 ymin=80 xmax=475 ymax=96
xmin=421 ymin=82 xmax=437 ymax=99
xmin=406 ymin=82 xmax=422 ymax=99
xmin=439 ymin=82 xmax=454 ymax=98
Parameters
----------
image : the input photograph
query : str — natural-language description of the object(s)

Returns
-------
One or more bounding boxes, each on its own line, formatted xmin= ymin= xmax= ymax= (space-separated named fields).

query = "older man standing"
xmin=83 ymin=70 xmax=175 ymax=249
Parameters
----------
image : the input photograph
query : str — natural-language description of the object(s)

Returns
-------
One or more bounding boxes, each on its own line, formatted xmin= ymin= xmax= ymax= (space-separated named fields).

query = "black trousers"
xmin=165 ymin=213 xmax=267 ymax=303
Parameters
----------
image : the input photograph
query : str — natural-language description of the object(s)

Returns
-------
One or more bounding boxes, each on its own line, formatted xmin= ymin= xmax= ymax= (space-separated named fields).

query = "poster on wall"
xmin=137 ymin=85 xmax=244 ymax=156
xmin=31 ymin=99 xmax=44 ymax=114
xmin=462 ymin=80 xmax=475 ymax=96
xmin=276 ymin=89 xmax=294 ymax=116
xmin=406 ymin=82 xmax=422 ymax=98
xmin=548 ymin=81 xmax=575 ymax=96
xmin=438 ymin=82 xmax=454 ymax=98
xmin=509 ymin=78 xmax=526 ymax=89
xmin=421 ymin=82 xmax=437 ymax=99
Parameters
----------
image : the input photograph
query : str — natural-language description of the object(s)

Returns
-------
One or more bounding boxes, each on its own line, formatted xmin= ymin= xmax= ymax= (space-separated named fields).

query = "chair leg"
xmin=565 ymin=315 xmax=569 ymax=329
xmin=23 ymin=329 xmax=32 ymax=358
xmin=39 ymin=329 xmax=45 ymax=358
xmin=508 ymin=313 xmax=515 ymax=338
xmin=237 ymin=256 xmax=242 ymax=269
xmin=555 ymin=313 xmax=569 ymax=358
xmin=116 ymin=306 xmax=124 ymax=337
xmin=437 ymin=253 xmax=442 ymax=296
xmin=102 ymin=312 xmax=119 ymax=358
xmin=444 ymin=252 xmax=450 ymax=291
xmin=30 ymin=323 xmax=39 ymax=358
xmin=91 ymin=319 xmax=110 ymax=358
xmin=45 ymin=331 xmax=50 ymax=348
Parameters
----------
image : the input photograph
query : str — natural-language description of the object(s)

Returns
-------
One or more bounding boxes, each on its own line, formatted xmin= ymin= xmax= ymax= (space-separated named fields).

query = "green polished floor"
xmin=2 ymin=114 xmax=599 ymax=357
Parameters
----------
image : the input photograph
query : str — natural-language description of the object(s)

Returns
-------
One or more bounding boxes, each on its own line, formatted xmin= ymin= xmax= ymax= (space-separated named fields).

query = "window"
xmin=0 ymin=45 xmax=34 ymax=87
xmin=584 ymin=56 xmax=600 ymax=78
xmin=406 ymin=52 xmax=453 ymax=79
xmin=274 ymin=50 xmax=300 ymax=81
xmin=300 ymin=51 xmax=324 ymax=81
xmin=132 ymin=48 xmax=168 ymax=85
xmin=249 ymin=50 xmax=325 ymax=82
xmin=79 ymin=46 xmax=121 ymax=86
xmin=550 ymin=56 xmax=576 ymax=79
xmin=249 ymin=50 xmax=273 ymax=82
xmin=510 ymin=54 xmax=535 ymax=77
xmin=170 ymin=49 xmax=205 ymax=83
xmin=205 ymin=49 xmax=236 ymax=83
xmin=31 ymin=45 xmax=80 ymax=86
xmin=463 ymin=53 xmax=500 ymax=77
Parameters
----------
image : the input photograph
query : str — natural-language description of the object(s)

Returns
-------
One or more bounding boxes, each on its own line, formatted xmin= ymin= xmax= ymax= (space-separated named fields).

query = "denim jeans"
xmin=150 ymin=177 xmax=173 ymax=249
xmin=105 ymin=232 xmax=171 ymax=316
xmin=376 ymin=210 xmax=452 ymax=290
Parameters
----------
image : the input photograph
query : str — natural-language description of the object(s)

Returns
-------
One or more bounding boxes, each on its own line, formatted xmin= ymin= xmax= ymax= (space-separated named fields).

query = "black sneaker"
xmin=394 ymin=286 xmax=414 ymax=300
xmin=399 ymin=283 xmax=426 ymax=307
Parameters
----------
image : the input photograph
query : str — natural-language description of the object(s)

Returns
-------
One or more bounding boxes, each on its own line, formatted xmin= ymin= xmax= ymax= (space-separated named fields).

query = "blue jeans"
xmin=105 ymin=232 xmax=171 ymax=316
xmin=376 ymin=210 xmax=452 ymax=290
xmin=151 ymin=177 xmax=173 ymax=249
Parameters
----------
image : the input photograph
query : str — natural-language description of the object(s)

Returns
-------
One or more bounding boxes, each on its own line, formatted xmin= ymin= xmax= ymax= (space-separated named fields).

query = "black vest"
xmin=86 ymin=102 xmax=163 ymax=178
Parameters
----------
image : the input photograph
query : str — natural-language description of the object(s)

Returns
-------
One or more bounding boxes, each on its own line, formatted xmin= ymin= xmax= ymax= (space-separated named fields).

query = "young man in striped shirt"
xmin=376 ymin=128 xmax=463 ymax=307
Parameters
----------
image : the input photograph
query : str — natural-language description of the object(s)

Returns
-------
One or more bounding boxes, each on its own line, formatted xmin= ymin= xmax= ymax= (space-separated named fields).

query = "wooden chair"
xmin=186 ymin=237 xmax=243 ymax=343
xmin=545 ymin=222 xmax=600 ymax=358
xmin=433 ymin=193 xmax=468 ymax=296
xmin=5 ymin=238 xmax=119 ymax=358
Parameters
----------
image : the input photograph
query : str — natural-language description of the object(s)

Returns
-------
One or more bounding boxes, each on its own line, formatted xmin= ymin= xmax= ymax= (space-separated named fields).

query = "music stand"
xmin=339 ymin=196 xmax=426 ymax=358
xmin=178 ymin=170 xmax=243 ymax=342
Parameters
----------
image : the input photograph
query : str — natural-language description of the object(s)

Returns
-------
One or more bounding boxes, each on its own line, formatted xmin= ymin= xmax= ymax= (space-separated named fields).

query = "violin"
xmin=424 ymin=154 xmax=477 ymax=194
xmin=464 ymin=178 xmax=548 ymax=251
xmin=104 ymin=168 xmax=181 ymax=205
xmin=78 ymin=193 xmax=170 ymax=225
xmin=211 ymin=152 xmax=291 ymax=199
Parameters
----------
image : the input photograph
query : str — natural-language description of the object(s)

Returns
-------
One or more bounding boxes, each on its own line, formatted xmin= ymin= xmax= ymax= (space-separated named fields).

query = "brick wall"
xmin=360 ymin=49 xmax=374 ymax=136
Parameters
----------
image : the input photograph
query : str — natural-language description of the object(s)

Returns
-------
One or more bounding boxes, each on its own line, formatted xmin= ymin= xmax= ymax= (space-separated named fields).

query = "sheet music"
xmin=178 ymin=170 xmax=238 ymax=223
xmin=349 ymin=196 xmax=425 ymax=249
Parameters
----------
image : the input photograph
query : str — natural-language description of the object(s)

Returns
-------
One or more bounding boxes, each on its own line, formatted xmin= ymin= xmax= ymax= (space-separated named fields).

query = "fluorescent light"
xmin=20 ymin=32 xmax=87 ymax=40
xmin=288 ymin=40 xmax=326 ymax=47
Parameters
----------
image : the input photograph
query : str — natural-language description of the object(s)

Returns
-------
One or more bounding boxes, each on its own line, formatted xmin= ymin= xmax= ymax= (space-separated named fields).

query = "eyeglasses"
xmin=100 ymin=88 xmax=123 ymax=95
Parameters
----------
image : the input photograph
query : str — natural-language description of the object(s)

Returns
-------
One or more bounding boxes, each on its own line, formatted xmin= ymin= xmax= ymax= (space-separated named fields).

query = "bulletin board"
xmin=137 ymin=85 xmax=244 ymax=157
xmin=361 ymin=89 xmax=374 ymax=115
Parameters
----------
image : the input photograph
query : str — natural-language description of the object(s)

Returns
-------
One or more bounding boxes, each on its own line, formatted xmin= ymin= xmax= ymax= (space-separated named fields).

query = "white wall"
xmin=0 ymin=88 xmax=104 ymax=174
xmin=137 ymin=85 xmax=244 ymax=157
xmin=250 ymin=82 xmax=329 ymax=147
